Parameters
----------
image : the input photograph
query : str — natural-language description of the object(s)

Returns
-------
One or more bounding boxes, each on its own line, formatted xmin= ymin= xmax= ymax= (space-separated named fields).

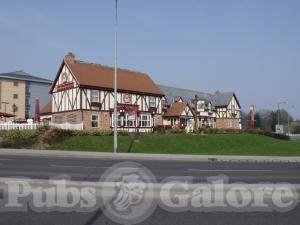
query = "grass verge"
xmin=52 ymin=133 xmax=300 ymax=156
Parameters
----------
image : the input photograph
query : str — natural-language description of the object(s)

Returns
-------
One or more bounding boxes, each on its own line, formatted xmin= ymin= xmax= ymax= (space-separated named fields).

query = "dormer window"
xmin=91 ymin=90 xmax=99 ymax=102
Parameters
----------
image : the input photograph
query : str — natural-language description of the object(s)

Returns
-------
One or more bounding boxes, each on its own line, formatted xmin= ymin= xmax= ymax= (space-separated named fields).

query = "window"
xmin=91 ymin=115 xmax=99 ymax=128
xmin=91 ymin=90 xmax=99 ymax=102
xmin=67 ymin=114 xmax=77 ymax=124
xmin=139 ymin=114 xmax=151 ymax=127
xmin=13 ymin=81 xmax=18 ymax=86
xmin=149 ymin=96 xmax=156 ymax=108
xmin=13 ymin=94 xmax=18 ymax=99
xmin=53 ymin=116 xmax=63 ymax=124
xmin=112 ymin=114 xmax=121 ymax=127
xmin=124 ymin=113 xmax=135 ymax=127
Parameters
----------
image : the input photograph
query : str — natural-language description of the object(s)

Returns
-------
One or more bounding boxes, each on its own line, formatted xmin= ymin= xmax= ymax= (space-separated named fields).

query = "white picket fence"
xmin=0 ymin=123 xmax=39 ymax=130
xmin=49 ymin=122 xmax=84 ymax=130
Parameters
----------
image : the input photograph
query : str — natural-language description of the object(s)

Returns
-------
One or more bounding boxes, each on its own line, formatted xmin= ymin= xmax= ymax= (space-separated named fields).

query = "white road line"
xmin=0 ymin=158 xmax=15 ymax=161
xmin=49 ymin=165 xmax=139 ymax=170
xmin=50 ymin=165 xmax=106 ymax=169
xmin=187 ymin=169 xmax=273 ymax=172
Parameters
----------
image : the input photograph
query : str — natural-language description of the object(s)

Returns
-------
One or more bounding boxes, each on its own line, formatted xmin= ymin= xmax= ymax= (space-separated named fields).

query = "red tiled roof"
xmin=41 ymin=100 xmax=52 ymax=115
xmin=51 ymin=53 xmax=164 ymax=96
xmin=164 ymin=102 xmax=189 ymax=117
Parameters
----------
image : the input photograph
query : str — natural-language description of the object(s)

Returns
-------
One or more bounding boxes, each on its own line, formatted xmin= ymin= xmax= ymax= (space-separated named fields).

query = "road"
xmin=0 ymin=155 xmax=299 ymax=183
xmin=0 ymin=154 xmax=299 ymax=225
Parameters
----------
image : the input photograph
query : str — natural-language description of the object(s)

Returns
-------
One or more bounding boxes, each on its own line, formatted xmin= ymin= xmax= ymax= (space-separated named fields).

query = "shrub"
xmin=118 ymin=130 xmax=129 ymax=136
xmin=169 ymin=128 xmax=186 ymax=134
xmin=153 ymin=125 xmax=166 ymax=134
xmin=0 ymin=129 xmax=39 ymax=148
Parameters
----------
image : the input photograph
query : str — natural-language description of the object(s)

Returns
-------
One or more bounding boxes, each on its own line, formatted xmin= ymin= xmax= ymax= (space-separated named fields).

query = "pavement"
xmin=0 ymin=149 xmax=300 ymax=225
xmin=1 ymin=148 xmax=300 ymax=163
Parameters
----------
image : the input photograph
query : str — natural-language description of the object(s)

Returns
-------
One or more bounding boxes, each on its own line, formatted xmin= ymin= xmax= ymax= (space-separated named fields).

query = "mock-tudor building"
xmin=159 ymin=85 xmax=241 ymax=130
xmin=47 ymin=53 xmax=164 ymax=132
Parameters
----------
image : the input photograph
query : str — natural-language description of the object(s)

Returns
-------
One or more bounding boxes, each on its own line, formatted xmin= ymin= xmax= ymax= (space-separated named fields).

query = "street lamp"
xmin=1 ymin=102 xmax=9 ymax=122
xmin=113 ymin=0 xmax=118 ymax=153
xmin=277 ymin=101 xmax=286 ymax=125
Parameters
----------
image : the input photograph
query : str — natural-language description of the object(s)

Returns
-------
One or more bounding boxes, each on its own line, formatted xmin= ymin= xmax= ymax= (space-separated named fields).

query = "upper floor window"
xmin=13 ymin=94 xmax=18 ymax=99
xmin=91 ymin=90 xmax=99 ymax=102
xmin=13 ymin=81 xmax=18 ymax=86
xmin=231 ymin=105 xmax=236 ymax=113
xmin=149 ymin=96 xmax=156 ymax=108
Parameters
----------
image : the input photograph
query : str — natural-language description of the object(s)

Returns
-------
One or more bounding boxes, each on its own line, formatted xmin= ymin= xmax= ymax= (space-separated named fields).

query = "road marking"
xmin=187 ymin=169 xmax=273 ymax=172
xmin=0 ymin=158 xmax=15 ymax=161
xmin=49 ymin=164 xmax=139 ymax=170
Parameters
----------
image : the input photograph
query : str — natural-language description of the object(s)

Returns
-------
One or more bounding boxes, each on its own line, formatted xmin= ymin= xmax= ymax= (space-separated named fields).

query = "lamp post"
xmin=1 ymin=102 xmax=9 ymax=122
xmin=277 ymin=101 xmax=286 ymax=125
xmin=113 ymin=0 xmax=118 ymax=153
xmin=12 ymin=104 xmax=16 ymax=123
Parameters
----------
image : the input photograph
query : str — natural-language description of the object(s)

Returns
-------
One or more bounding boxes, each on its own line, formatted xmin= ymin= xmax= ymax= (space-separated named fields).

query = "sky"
xmin=0 ymin=0 xmax=299 ymax=118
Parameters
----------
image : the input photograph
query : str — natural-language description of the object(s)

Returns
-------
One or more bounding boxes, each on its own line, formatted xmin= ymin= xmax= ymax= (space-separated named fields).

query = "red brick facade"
xmin=51 ymin=110 xmax=163 ymax=131
xmin=216 ymin=118 xmax=240 ymax=129
xmin=52 ymin=110 xmax=110 ymax=130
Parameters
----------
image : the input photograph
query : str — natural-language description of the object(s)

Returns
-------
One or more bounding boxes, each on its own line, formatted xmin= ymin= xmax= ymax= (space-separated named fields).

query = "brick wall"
xmin=52 ymin=110 xmax=163 ymax=131
xmin=51 ymin=110 xmax=111 ymax=130
xmin=216 ymin=118 xmax=240 ymax=129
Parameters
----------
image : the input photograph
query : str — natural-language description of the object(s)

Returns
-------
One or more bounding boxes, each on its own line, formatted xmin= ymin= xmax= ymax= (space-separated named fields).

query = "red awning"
xmin=0 ymin=112 xmax=15 ymax=118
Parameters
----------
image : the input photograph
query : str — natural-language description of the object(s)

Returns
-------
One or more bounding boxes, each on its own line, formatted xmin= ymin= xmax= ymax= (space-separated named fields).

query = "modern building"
xmin=46 ymin=53 xmax=164 ymax=132
xmin=0 ymin=71 xmax=52 ymax=121
xmin=159 ymin=85 xmax=242 ymax=130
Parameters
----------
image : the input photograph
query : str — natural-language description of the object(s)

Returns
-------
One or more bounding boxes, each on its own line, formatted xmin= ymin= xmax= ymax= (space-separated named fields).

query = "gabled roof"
xmin=212 ymin=91 xmax=241 ymax=108
xmin=159 ymin=85 xmax=241 ymax=109
xmin=164 ymin=101 xmax=193 ymax=117
xmin=51 ymin=53 xmax=164 ymax=96
xmin=41 ymin=100 xmax=52 ymax=115
xmin=159 ymin=85 xmax=213 ymax=107
xmin=0 ymin=71 xmax=52 ymax=83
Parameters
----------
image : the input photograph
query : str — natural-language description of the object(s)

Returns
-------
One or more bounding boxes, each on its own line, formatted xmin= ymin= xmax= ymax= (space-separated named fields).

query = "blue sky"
xmin=0 ymin=0 xmax=299 ymax=118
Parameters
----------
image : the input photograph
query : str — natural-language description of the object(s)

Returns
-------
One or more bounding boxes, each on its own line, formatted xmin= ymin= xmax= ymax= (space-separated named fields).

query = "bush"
xmin=0 ymin=129 xmax=40 ymax=148
xmin=262 ymin=132 xmax=290 ymax=140
xmin=169 ymin=129 xmax=186 ymax=134
xmin=153 ymin=125 xmax=166 ymax=134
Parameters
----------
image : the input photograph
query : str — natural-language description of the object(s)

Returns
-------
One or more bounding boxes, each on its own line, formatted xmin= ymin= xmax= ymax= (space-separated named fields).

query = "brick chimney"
xmin=64 ymin=52 xmax=75 ymax=64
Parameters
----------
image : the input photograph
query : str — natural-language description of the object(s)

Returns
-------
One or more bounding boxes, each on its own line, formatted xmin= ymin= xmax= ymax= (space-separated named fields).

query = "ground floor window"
xmin=91 ymin=114 xmax=99 ymax=128
xmin=67 ymin=114 xmax=77 ymax=124
xmin=124 ymin=113 xmax=135 ymax=127
xmin=139 ymin=114 xmax=151 ymax=127
xmin=111 ymin=114 xmax=121 ymax=127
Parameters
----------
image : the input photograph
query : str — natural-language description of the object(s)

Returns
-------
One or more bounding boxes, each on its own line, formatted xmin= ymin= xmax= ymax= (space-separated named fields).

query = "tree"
xmin=254 ymin=112 xmax=262 ymax=129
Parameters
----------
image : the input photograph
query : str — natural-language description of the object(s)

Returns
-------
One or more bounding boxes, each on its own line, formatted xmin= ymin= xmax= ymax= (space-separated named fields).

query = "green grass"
xmin=52 ymin=134 xmax=300 ymax=156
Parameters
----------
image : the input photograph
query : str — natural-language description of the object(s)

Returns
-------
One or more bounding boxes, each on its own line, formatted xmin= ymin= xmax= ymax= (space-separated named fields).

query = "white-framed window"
xmin=124 ymin=113 xmax=135 ymax=127
xmin=111 ymin=114 xmax=121 ymax=127
xmin=149 ymin=96 xmax=156 ymax=108
xmin=91 ymin=90 xmax=99 ymax=102
xmin=91 ymin=114 xmax=99 ymax=128
xmin=139 ymin=114 xmax=151 ymax=127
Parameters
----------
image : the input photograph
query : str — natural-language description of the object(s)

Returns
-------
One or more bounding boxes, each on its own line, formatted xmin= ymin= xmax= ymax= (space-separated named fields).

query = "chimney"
xmin=64 ymin=52 xmax=75 ymax=64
